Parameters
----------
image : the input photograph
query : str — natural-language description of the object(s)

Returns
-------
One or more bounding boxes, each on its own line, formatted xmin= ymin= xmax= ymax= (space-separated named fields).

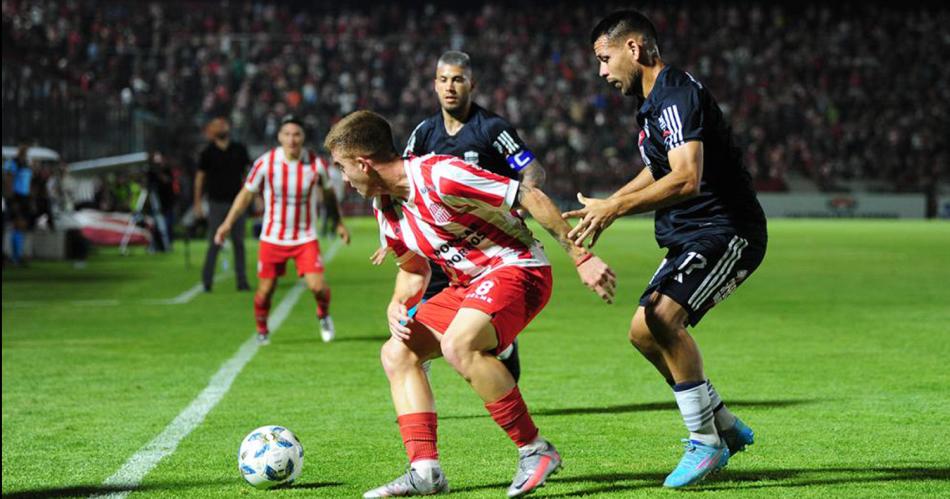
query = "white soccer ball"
xmin=237 ymin=425 xmax=304 ymax=489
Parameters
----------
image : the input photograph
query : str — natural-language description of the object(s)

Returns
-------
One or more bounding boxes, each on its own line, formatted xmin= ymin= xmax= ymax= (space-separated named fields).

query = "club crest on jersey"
xmin=657 ymin=115 xmax=674 ymax=146
xmin=430 ymin=204 xmax=452 ymax=225
xmin=463 ymin=151 xmax=480 ymax=164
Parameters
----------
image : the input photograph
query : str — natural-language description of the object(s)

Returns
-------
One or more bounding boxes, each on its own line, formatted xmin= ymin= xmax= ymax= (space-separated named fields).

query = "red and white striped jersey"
xmin=373 ymin=153 xmax=549 ymax=286
xmin=245 ymin=147 xmax=329 ymax=246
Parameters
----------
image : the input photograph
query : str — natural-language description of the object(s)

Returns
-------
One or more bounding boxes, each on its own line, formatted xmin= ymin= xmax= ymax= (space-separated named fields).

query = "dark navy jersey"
xmin=404 ymin=103 xmax=536 ymax=298
xmin=404 ymin=103 xmax=536 ymax=180
xmin=637 ymin=66 xmax=767 ymax=248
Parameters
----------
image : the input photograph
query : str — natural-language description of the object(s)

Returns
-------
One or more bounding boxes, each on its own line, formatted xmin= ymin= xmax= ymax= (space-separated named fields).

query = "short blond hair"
xmin=324 ymin=110 xmax=398 ymax=161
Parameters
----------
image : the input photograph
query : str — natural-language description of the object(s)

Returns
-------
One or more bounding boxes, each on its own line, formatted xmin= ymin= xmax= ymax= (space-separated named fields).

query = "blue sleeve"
xmin=485 ymin=117 xmax=535 ymax=172
xmin=3 ymin=159 xmax=14 ymax=174
xmin=658 ymin=87 xmax=704 ymax=151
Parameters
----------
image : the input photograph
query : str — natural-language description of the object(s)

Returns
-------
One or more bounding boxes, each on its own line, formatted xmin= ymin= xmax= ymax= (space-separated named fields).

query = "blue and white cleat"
xmin=663 ymin=439 xmax=730 ymax=488
xmin=720 ymin=417 xmax=754 ymax=456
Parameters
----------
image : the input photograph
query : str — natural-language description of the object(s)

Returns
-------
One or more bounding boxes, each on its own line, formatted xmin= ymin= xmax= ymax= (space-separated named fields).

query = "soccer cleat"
xmin=507 ymin=439 xmax=562 ymax=497
xmin=362 ymin=466 xmax=449 ymax=497
xmin=319 ymin=316 xmax=335 ymax=342
xmin=663 ymin=439 xmax=730 ymax=488
xmin=720 ymin=417 xmax=754 ymax=456
xmin=497 ymin=339 xmax=521 ymax=383
xmin=257 ymin=332 xmax=270 ymax=345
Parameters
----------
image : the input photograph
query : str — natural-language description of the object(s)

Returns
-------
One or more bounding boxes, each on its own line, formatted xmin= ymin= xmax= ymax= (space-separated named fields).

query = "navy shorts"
xmin=639 ymin=233 xmax=766 ymax=327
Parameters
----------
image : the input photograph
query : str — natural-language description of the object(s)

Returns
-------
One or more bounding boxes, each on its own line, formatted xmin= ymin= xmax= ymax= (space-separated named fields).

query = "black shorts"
xmin=423 ymin=260 xmax=451 ymax=300
xmin=7 ymin=195 xmax=33 ymax=225
xmin=639 ymin=233 xmax=766 ymax=327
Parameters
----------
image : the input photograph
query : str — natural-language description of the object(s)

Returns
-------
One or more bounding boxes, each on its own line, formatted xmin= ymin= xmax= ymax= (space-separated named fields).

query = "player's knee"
xmin=440 ymin=335 xmax=475 ymax=374
xmin=380 ymin=339 xmax=416 ymax=377
xmin=643 ymin=299 xmax=684 ymax=341
xmin=628 ymin=309 xmax=655 ymax=349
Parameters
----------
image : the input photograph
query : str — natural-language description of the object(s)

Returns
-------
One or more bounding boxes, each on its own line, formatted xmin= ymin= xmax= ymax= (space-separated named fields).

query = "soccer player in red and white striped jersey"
xmin=325 ymin=111 xmax=615 ymax=498
xmin=215 ymin=116 xmax=350 ymax=344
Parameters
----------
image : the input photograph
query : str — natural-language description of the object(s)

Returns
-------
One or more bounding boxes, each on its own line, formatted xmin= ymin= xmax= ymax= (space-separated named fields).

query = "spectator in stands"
xmin=195 ymin=116 xmax=251 ymax=291
xmin=3 ymin=2 xmax=947 ymax=197
xmin=3 ymin=140 xmax=34 ymax=265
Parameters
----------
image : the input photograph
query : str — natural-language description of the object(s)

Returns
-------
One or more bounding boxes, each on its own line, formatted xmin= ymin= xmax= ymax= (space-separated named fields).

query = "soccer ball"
xmin=237 ymin=425 xmax=304 ymax=489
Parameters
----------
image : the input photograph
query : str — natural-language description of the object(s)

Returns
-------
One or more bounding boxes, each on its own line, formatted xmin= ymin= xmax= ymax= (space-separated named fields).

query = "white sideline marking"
xmin=91 ymin=239 xmax=342 ymax=498
xmin=150 ymin=273 xmax=231 ymax=305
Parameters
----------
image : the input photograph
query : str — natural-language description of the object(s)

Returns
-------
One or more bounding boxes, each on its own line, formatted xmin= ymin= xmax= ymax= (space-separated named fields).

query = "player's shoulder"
xmin=659 ymin=66 xmax=704 ymax=90
xmin=253 ymin=147 xmax=278 ymax=164
xmin=471 ymin=103 xmax=512 ymax=131
xmin=656 ymin=67 xmax=705 ymax=99
xmin=409 ymin=114 xmax=438 ymax=137
xmin=410 ymin=152 xmax=457 ymax=169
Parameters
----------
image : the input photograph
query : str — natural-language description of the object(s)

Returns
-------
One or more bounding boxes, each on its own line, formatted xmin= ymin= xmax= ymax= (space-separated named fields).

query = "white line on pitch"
xmin=90 ymin=239 xmax=342 ymax=499
xmin=149 ymin=272 xmax=232 ymax=305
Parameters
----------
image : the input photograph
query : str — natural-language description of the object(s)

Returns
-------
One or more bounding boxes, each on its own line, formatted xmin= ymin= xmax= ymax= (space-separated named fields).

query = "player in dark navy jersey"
xmin=373 ymin=51 xmax=548 ymax=382
xmin=563 ymin=10 xmax=767 ymax=488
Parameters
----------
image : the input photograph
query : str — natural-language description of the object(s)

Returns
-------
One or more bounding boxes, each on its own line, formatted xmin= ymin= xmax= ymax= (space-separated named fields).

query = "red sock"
xmin=316 ymin=287 xmax=331 ymax=319
xmin=397 ymin=412 xmax=439 ymax=463
xmin=485 ymin=387 xmax=539 ymax=447
xmin=253 ymin=295 xmax=270 ymax=333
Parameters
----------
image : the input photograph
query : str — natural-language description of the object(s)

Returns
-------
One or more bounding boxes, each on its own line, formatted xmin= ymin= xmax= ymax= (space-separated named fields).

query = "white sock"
xmin=411 ymin=459 xmax=441 ymax=480
xmin=673 ymin=381 xmax=720 ymax=446
xmin=706 ymin=380 xmax=737 ymax=431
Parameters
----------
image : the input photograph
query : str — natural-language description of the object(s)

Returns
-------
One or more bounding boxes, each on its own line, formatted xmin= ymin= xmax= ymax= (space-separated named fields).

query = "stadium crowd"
xmin=3 ymin=0 xmax=948 ymax=199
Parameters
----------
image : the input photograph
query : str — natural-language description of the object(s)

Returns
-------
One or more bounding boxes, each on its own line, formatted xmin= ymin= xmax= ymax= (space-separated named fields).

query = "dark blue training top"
xmin=637 ymin=66 xmax=767 ymax=248
xmin=404 ymin=103 xmax=536 ymax=296
xmin=404 ymin=103 xmax=536 ymax=179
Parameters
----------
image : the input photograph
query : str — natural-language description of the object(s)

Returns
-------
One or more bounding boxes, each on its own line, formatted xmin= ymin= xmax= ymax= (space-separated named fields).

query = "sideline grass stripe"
xmin=91 ymin=239 xmax=342 ymax=499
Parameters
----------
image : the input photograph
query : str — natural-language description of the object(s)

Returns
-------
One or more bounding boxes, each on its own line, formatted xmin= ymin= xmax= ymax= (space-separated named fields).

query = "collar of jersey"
xmin=638 ymin=65 xmax=672 ymax=116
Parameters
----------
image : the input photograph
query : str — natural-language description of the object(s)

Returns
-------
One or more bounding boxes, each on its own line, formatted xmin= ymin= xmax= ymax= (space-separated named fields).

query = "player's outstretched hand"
xmin=562 ymin=193 xmax=619 ymax=248
xmin=370 ymin=246 xmax=391 ymax=266
xmin=387 ymin=300 xmax=412 ymax=341
xmin=336 ymin=223 xmax=351 ymax=245
xmin=576 ymin=254 xmax=617 ymax=304
xmin=213 ymin=223 xmax=231 ymax=246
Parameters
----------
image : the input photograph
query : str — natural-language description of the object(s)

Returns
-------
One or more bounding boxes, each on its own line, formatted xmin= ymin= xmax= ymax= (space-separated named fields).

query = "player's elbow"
xmin=680 ymin=179 xmax=700 ymax=198
xmin=675 ymin=171 xmax=701 ymax=198
xmin=522 ymin=164 xmax=546 ymax=189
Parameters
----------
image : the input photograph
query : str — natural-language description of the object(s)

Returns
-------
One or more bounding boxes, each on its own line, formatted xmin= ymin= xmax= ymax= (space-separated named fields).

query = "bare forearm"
xmin=608 ymin=167 xmax=654 ymax=200
xmin=519 ymin=185 xmax=589 ymax=262
xmin=612 ymin=170 xmax=698 ymax=216
xmin=392 ymin=265 xmax=430 ymax=308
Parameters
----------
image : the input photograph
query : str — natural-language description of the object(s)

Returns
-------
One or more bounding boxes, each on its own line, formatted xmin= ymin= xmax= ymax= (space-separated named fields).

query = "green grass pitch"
xmin=3 ymin=218 xmax=949 ymax=497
